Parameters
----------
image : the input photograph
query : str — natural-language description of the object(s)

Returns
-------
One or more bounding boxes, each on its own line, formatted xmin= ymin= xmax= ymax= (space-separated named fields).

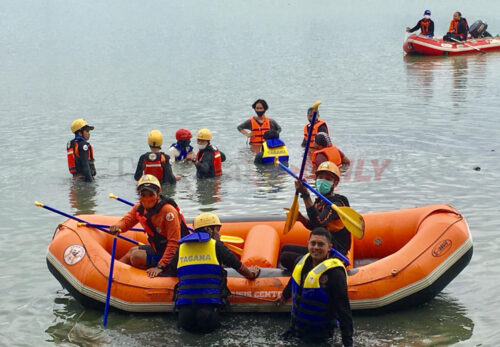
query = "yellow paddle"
xmin=225 ymin=243 xmax=243 ymax=256
xmin=276 ymin=161 xmax=364 ymax=239
xmin=283 ymin=100 xmax=321 ymax=234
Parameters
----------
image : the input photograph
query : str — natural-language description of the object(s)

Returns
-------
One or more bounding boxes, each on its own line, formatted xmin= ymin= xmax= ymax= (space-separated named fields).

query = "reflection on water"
xmin=68 ymin=180 xmax=97 ymax=215
xmin=404 ymin=54 xmax=489 ymax=107
xmin=196 ymin=178 xmax=222 ymax=206
xmin=45 ymin=291 xmax=473 ymax=346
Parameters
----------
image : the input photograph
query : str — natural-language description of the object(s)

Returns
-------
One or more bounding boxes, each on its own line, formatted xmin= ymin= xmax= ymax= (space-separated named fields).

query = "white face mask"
xmin=424 ymin=15 xmax=430 ymax=20
xmin=198 ymin=144 xmax=207 ymax=150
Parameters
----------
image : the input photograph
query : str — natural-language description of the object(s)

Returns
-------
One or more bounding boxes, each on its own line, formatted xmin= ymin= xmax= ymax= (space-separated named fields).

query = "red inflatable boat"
xmin=403 ymin=34 xmax=500 ymax=55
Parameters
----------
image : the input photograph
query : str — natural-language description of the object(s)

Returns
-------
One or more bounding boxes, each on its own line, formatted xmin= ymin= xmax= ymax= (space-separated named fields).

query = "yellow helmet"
xmin=147 ymin=129 xmax=163 ymax=148
xmin=193 ymin=212 xmax=221 ymax=230
xmin=316 ymin=161 xmax=341 ymax=185
xmin=137 ymin=174 xmax=161 ymax=193
xmin=196 ymin=128 xmax=212 ymax=141
xmin=71 ymin=119 xmax=94 ymax=133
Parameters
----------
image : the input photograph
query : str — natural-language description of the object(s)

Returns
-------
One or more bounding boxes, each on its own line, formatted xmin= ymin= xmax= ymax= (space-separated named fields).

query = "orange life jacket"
xmin=249 ymin=116 xmax=271 ymax=145
xmin=303 ymin=119 xmax=328 ymax=148
xmin=420 ymin=19 xmax=431 ymax=35
xmin=142 ymin=152 xmax=166 ymax=182
xmin=449 ymin=18 xmax=468 ymax=39
xmin=135 ymin=195 xmax=189 ymax=254
xmin=196 ymin=147 xmax=222 ymax=177
xmin=67 ymin=138 xmax=94 ymax=175
xmin=311 ymin=145 xmax=342 ymax=168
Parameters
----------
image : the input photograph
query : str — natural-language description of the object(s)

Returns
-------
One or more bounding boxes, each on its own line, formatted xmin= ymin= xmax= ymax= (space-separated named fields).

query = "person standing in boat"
xmin=406 ymin=10 xmax=434 ymax=37
xmin=165 ymin=212 xmax=260 ymax=333
xmin=444 ymin=11 xmax=469 ymax=42
xmin=195 ymin=128 xmax=226 ymax=178
xmin=166 ymin=128 xmax=195 ymax=163
xmin=277 ymin=228 xmax=353 ymax=346
xmin=67 ymin=119 xmax=96 ymax=182
xmin=254 ymin=130 xmax=289 ymax=165
xmin=302 ymin=107 xmax=329 ymax=148
xmin=109 ymin=175 xmax=188 ymax=277
xmin=279 ymin=161 xmax=351 ymax=271
xmin=134 ymin=130 xmax=179 ymax=185
xmin=311 ymin=132 xmax=350 ymax=171
xmin=237 ymin=99 xmax=282 ymax=148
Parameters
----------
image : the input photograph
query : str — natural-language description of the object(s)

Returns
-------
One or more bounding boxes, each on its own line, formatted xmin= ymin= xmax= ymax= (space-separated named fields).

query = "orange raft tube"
xmin=46 ymin=204 xmax=472 ymax=313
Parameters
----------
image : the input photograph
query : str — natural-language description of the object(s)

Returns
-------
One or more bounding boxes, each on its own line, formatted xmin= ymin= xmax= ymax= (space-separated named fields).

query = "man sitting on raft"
xmin=109 ymin=175 xmax=188 ymax=277
xmin=279 ymin=161 xmax=351 ymax=271
xmin=165 ymin=213 xmax=260 ymax=333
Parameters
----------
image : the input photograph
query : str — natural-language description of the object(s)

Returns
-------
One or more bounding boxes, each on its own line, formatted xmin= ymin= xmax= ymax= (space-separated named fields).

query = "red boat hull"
xmin=403 ymin=34 xmax=500 ymax=55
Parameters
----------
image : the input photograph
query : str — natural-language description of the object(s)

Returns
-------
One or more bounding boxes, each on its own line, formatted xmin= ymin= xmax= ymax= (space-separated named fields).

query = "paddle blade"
xmin=283 ymin=194 xmax=299 ymax=234
xmin=331 ymin=205 xmax=365 ymax=240
xmin=225 ymin=243 xmax=243 ymax=256
xmin=220 ymin=235 xmax=244 ymax=244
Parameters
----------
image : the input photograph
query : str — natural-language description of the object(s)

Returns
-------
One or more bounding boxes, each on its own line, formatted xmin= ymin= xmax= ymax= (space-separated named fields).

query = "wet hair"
xmin=455 ymin=11 xmax=461 ymax=17
xmin=309 ymin=227 xmax=332 ymax=243
xmin=314 ymin=132 xmax=332 ymax=147
xmin=252 ymin=99 xmax=268 ymax=111
xmin=263 ymin=130 xmax=279 ymax=140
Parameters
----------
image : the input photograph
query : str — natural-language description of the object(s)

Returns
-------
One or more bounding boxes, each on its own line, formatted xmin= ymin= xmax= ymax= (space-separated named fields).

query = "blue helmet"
xmin=424 ymin=10 xmax=431 ymax=16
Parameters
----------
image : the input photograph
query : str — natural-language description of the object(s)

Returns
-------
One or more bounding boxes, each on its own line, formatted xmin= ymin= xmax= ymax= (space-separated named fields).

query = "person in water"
xmin=109 ymin=174 xmax=188 ymax=277
xmin=66 ymin=118 xmax=96 ymax=182
xmin=167 ymin=128 xmax=195 ymax=163
xmin=302 ymin=107 xmax=330 ymax=148
xmin=195 ymin=128 xmax=226 ymax=178
xmin=237 ymin=99 xmax=282 ymax=146
xmin=279 ymin=161 xmax=351 ymax=271
xmin=406 ymin=10 xmax=434 ymax=37
xmin=443 ymin=11 xmax=469 ymax=42
xmin=134 ymin=129 xmax=179 ymax=184
xmin=311 ymin=132 xmax=350 ymax=171
xmin=277 ymin=227 xmax=353 ymax=346
xmin=165 ymin=212 xmax=260 ymax=333
xmin=254 ymin=130 xmax=289 ymax=165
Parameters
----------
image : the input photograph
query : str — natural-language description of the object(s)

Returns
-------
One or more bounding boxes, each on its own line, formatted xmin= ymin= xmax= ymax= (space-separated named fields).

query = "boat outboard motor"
xmin=469 ymin=20 xmax=489 ymax=38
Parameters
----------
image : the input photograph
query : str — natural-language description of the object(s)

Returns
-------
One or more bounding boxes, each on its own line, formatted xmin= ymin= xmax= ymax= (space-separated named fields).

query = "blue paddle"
xmin=103 ymin=235 xmax=117 ymax=327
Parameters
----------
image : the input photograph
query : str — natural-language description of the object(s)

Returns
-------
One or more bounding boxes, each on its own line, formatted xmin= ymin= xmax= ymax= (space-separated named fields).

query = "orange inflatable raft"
xmin=46 ymin=204 xmax=472 ymax=313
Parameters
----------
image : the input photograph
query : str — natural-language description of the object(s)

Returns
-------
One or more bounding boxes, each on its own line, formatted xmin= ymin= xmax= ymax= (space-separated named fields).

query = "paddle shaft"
xmin=35 ymin=202 xmax=140 ymax=246
xmin=103 ymin=235 xmax=117 ymax=327
xmin=450 ymin=37 xmax=486 ymax=53
xmin=81 ymin=222 xmax=144 ymax=232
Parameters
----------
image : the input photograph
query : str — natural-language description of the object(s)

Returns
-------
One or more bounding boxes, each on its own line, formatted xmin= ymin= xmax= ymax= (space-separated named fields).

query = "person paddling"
xmin=279 ymin=161 xmax=351 ymax=271
xmin=406 ymin=10 xmax=435 ymax=37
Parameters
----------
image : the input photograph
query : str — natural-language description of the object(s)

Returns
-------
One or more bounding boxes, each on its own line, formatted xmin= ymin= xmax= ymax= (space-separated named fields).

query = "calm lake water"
xmin=1 ymin=1 xmax=500 ymax=346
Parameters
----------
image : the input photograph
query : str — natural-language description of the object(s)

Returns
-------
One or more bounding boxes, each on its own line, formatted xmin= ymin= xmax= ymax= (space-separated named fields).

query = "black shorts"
xmin=138 ymin=244 xmax=161 ymax=267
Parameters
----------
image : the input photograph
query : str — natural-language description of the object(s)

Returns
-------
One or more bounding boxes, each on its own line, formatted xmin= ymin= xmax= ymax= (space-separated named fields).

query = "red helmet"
xmin=175 ymin=128 xmax=192 ymax=141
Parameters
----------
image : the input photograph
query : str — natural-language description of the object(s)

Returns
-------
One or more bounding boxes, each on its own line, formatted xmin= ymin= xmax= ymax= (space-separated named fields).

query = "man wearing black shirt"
xmin=277 ymin=228 xmax=353 ymax=346
xmin=165 ymin=212 xmax=259 ymax=333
